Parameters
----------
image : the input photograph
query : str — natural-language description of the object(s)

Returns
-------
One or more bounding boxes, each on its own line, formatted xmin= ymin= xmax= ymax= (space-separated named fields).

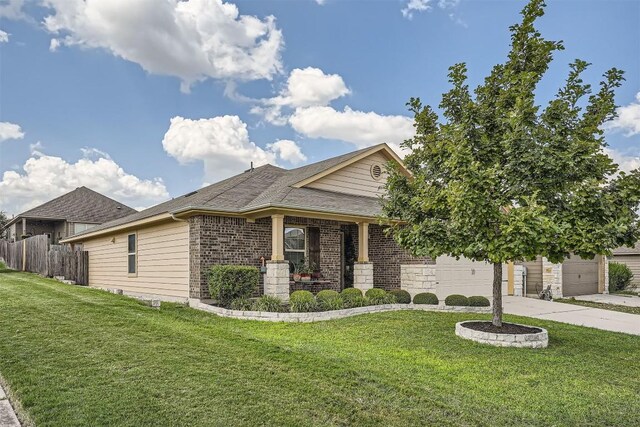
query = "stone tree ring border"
xmin=455 ymin=321 xmax=549 ymax=348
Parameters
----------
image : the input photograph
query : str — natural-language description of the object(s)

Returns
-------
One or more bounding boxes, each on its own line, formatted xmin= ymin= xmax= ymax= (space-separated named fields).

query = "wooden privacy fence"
xmin=0 ymin=235 xmax=88 ymax=285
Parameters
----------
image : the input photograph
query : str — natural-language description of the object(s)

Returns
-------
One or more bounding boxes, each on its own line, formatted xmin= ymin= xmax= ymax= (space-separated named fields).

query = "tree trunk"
xmin=492 ymin=262 xmax=503 ymax=327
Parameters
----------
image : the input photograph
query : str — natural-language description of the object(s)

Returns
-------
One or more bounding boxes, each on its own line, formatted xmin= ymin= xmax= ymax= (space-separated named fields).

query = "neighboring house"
xmin=2 ymin=186 xmax=137 ymax=244
xmin=611 ymin=244 xmax=640 ymax=288
xmin=61 ymin=144 xmax=607 ymax=302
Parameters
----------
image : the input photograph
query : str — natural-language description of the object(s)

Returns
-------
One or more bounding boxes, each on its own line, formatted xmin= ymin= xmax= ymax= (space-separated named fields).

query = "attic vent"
xmin=370 ymin=164 xmax=383 ymax=180
xmin=184 ymin=191 xmax=198 ymax=198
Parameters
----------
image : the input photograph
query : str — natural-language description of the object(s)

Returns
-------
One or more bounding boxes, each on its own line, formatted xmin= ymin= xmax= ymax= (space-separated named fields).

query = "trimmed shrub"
xmin=316 ymin=290 xmax=340 ymax=302
xmin=208 ymin=265 xmax=259 ymax=307
xmin=230 ymin=297 xmax=253 ymax=311
xmin=609 ymin=262 xmax=634 ymax=292
xmin=468 ymin=296 xmax=490 ymax=307
xmin=413 ymin=292 xmax=439 ymax=305
xmin=341 ymin=288 xmax=363 ymax=308
xmin=252 ymin=295 xmax=285 ymax=312
xmin=389 ymin=289 xmax=411 ymax=304
xmin=365 ymin=288 xmax=395 ymax=305
xmin=316 ymin=290 xmax=344 ymax=311
xmin=290 ymin=290 xmax=317 ymax=312
xmin=341 ymin=288 xmax=363 ymax=298
xmin=444 ymin=294 xmax=469 ymax=306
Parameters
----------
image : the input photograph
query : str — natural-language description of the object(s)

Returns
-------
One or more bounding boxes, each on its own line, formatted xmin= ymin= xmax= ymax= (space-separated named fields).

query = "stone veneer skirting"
xmin=455 ymin=321 xmax=549 ymax=348
xmin=189 ymin=299 xmax=491 ymax=322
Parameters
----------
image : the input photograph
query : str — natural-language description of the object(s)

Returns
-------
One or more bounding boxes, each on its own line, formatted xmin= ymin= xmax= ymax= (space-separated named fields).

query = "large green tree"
xmin=382 ymin=0 xmax=640 ymax=327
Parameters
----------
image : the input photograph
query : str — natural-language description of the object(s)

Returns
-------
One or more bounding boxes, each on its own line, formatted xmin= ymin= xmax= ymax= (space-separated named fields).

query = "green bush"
xmin=609 ymin=262 xmax=634 ymax=292
xmin=365 ymin=288 xmax=396 ymax=305
xmin=341 ymin=288 xmax=363 ymax=308
xmin=389 ymin=289 xmax=411 ymax=304
xmin=230 ymin=298 xmax=253 ymax=311
xmin=444 ymin=294 xmax=469 ymax=306
xmin=413 ymin=292 xmax=439 ymax=305
xmin=289 ymin=290 xmax=317 ymax=312
xmin=316 ymin=290 xmax=344 ymax=311
xmin=468 ymin=296 xmax=491 ymax=307
xmin=251 ymin=295 xmax=285 ymax=312
xmin=208 ymin=265 xmax=259 ymax=307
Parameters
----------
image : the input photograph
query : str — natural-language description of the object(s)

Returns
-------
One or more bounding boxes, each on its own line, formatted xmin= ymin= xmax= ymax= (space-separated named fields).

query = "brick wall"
xmin=189 ymin=215 xmax=344 ymax=299
xmin=189 ymin=216 xmax=271 ymax=299
xmin=368 ymin=224 xmax=432 ymax=290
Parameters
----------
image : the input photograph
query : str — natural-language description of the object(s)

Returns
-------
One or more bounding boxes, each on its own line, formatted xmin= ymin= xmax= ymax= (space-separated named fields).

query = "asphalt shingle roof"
xmin=11 ymin=186 xmax=136 ymax=225
xmin=70 ymin=145 xmax=388 ymax=239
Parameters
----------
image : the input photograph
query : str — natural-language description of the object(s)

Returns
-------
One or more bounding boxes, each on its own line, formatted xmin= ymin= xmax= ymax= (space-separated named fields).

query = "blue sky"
xmin=0 ymin=0 xmax=639 ymax=215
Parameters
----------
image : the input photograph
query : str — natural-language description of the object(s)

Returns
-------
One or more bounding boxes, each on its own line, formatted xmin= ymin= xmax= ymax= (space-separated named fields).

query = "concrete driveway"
xmin=573 ymin=293 xmax=640 ymax=307
xmin=503 ymin=296 xmax=640 ymax=336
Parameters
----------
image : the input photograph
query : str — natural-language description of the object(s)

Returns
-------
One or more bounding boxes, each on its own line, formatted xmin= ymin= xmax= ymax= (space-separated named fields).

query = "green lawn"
xmin=556 ymin=298 xmax=640 ymax=315
xmin=0 ymin=269 xmax=639 ymax=427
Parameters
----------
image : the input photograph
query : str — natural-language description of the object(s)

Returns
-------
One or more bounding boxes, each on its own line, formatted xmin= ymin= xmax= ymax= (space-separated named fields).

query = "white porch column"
xmin=542 ymin=257 xmax=563 ymax=298
xmin=265 ymin=214 xmax=289 ymax=301
xmin=353 ymin=222 xmax=373 ymax=294
xmin=271 ymin=214 xmax=285 ymax=261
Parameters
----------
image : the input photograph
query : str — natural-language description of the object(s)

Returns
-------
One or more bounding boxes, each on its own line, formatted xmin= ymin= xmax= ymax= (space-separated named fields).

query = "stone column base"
xmin=542 ymin=257 xmax=563 ymax=298
xmin=401 ymin=264 xmax=436 ymax=298
xmin=513 ymin=265 xmax=525 ymax=297
xmin=353 ymin=262 xmax=374 ymax=294
xmin=265 ymin=260 xmax=290 ymax=302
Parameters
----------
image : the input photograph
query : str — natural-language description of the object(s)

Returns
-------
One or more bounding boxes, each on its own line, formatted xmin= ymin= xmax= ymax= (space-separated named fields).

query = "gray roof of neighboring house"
xmin=6 ymin=186 xmax=136 ymax=227
xmin=69 ymin=145 xmax=387 ymax=239
xmin=612 ymin=244 xmax=640 ymax=256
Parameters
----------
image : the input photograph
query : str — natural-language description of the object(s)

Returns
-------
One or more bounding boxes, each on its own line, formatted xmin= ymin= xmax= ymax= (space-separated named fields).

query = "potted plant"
xmin=299 ymin=259 xmax=313 ymax=281
xmin=292 ymin=260 xmax=302 ymax=282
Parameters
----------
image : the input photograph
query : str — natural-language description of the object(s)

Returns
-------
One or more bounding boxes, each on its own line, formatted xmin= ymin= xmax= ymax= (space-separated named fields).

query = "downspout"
xmin=170 ymin=213 xmax=189 ymax=224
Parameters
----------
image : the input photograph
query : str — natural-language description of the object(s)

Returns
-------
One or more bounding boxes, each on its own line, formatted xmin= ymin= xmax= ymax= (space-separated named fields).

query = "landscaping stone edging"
xmin=188 ymin=299 xmax=491 ymax=322
xmin=455 ymin=321 xmax=548 ymax=348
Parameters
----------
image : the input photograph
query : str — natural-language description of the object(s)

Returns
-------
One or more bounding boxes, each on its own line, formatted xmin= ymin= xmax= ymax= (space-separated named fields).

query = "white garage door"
xmin=435 ymin=256 xmax=507 ymax=299
xmin=562 ymin=256 xmax=599 ymax=296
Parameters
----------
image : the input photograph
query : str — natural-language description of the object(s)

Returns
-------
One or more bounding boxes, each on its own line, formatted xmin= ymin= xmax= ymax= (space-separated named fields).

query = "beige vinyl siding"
xmin=521 ymin=257 xmax=543 ymax=295
xmin=305 ymin=152 xmax=389 ymax=197
xmin=83 ymin=221 xmax=189 ymax=299
xmin=611 ymin=255 xmax=640 ymax=287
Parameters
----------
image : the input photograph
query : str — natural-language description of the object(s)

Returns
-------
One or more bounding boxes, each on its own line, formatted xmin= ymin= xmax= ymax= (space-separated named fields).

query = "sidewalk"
xmin=503 ymin=296 xmax=640 ymax=336
xmin=0 ymin=382 xmax=20 ymax=427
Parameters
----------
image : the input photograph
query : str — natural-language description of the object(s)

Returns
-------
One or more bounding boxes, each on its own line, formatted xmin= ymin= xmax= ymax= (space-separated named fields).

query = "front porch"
xmin=265 ymin=215 xmax=375 ymax=300
xmin=188 ymin=213 xmax=425 ymax=301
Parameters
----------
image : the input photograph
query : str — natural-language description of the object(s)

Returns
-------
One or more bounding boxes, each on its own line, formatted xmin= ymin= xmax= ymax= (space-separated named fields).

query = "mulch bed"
xmin=462 ymin=321 xmax=542 ymax=334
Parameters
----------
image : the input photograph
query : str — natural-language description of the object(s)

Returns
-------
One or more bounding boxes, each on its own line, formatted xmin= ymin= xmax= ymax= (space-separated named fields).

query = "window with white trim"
xmin=284 ymin=226 xmax=306 ymax=272
xmin=127 ymin=233 xmax=137 ymax=275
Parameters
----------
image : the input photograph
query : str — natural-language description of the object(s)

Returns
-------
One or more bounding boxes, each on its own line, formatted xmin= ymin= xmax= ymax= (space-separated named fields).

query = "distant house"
xmin=2 ymin=186 xmax=136 ymax=244
xmin=61 ymin=144 xmax=607 ymax=303
xmin=611 ymin=244 xmax=640 ymax=288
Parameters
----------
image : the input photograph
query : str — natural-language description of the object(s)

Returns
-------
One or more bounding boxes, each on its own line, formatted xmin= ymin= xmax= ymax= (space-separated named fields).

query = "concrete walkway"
xmin=0 ymin=382 xmax=20 ymax=427
xmin=503 ymin=296 xmax=640 ymax=336
xmin=573 ymin=293 xmax=640 ymax=307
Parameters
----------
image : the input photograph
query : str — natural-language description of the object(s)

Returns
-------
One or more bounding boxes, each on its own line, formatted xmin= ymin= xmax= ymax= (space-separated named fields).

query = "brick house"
xmin=61 ymin=144 xmax=607 ymax=302
xmin=2 ymin=186 xmax=136 ymax=244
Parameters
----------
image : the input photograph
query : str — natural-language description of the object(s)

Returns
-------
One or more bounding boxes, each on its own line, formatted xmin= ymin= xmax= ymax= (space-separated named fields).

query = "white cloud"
xmin=0 ymin=30 xmax=8 ymax=43
xmin=315 ymin=0 xmax=326 ymax=5
xmin=605 ymin=148 xmax=640 ymax=174
xmin=0 ymin=149 xmax=169 ymax=215
xmin=266 ymin=139 xmax=307 ymax=164
xmin=251 ymin=67 xmax=350 ymax=124
xmin=0 ymin=0 xmax=26 ymax=20
xmin=289 ymin=106 xmax=414 ymax=150
xmin=401 ymin=0 xmax=461 ymax=20
xmin=0 ymin=122 xmax=25 ymax=142
xmin=42 ymin=0 xmax=284 ymax=92
xmin=607 ymin=92 xmax=640 ymax=136
xmin=401 ymin=0 xmax=431 ymax=19
xmin=162 ymin=115 xmax=306 ymax=182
